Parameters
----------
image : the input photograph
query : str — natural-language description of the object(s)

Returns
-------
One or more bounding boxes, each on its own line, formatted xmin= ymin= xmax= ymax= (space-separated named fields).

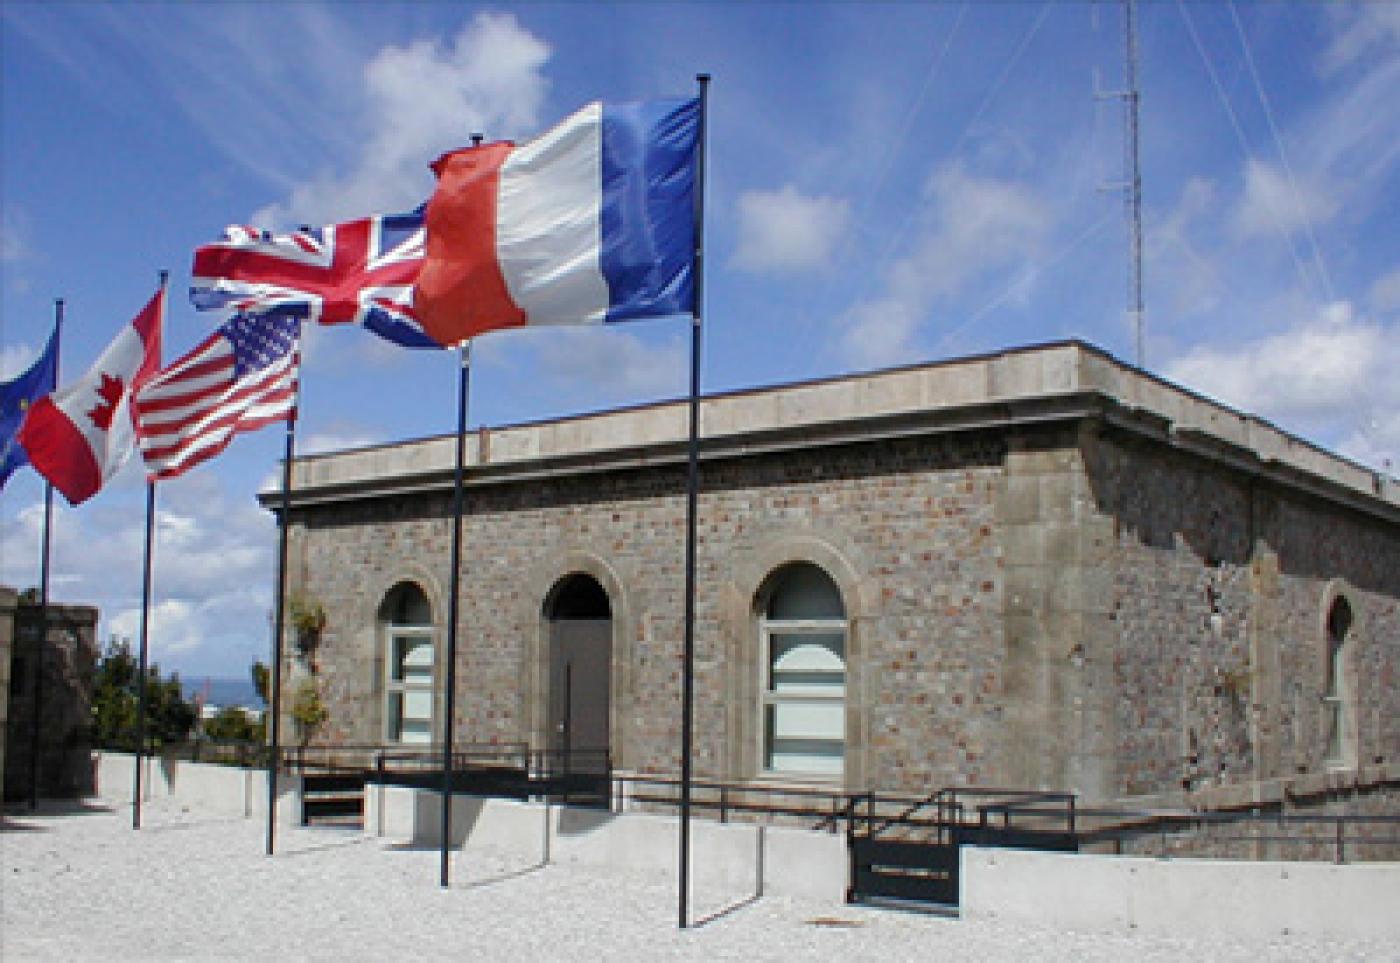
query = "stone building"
xmin=266 ymin=341 xmax=1399 ymax=812
xmin=2 ymin=586 xmax=99 ymax=802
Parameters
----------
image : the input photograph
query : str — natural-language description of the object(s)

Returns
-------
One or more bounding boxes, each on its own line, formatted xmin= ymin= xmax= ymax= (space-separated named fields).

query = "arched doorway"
xmin=546 ymin=574 xmax=612 ymax=780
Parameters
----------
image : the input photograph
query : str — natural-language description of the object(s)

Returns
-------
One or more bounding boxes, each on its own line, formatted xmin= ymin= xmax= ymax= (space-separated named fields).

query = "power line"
xmin=1176 ymin=0 xmax=1319 ymax=306
xmin=839 ymin=2 xmax=1055 ymax=358
xmin=1227 ymin=0 xmax=1336 ymax=304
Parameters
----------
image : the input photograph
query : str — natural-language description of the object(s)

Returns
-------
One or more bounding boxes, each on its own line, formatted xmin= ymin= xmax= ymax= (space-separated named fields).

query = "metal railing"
xmin=1074 ymin=806 xmax=1400 ymax=864
xmin=612 ymin=773 xmax=868 ymax=832
xmin=153 ymin=738 xmax=1398 ymax=865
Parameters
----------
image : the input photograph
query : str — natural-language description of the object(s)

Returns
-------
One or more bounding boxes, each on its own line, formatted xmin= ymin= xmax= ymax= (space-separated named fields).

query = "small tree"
xmin=204 ymin=706 xmax=259 ymax=743
xmin=251 ymin=660 xmax=270 ymax=707
xmin=92 ymin=637 xmax=140 ymax=750
xmin=90 ymin=637 xmax=197 ymax=750
xmin=290 ymin=679 xmax=328 ymax=745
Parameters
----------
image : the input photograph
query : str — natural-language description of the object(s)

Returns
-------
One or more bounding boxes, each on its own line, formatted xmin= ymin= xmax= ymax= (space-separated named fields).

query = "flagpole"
xmin=132 ymin=479 xmax=157 ymax=829
xmin=131 ymin=271 xmax=168 ymax=829
xmin=440 ymin=338 xmax=471 ymax=888
xmin=438 ymin=131 xmax=483 ymax=889
xmin=266 ymin=373 xmax=301 ymax=856
xmin=679 ymin=72 xmax=709 ymax=931
xmin=28 ymin=298 xmax=63 ymax=811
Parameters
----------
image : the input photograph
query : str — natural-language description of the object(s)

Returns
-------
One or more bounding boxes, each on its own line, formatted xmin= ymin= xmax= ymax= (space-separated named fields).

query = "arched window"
xmin=1323 ymin=596 xmax=1352 ymax=767
xmin=380 ymin=583 xmax=435 ymax=745
xmin=758 ymin=562 xmax=847 ymax=777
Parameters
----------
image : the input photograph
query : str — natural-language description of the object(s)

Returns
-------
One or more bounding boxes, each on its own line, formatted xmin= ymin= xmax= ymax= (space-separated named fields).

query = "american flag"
xmin=133 ymin=312 xmax=300 ymax=480
xmin=190 ymin=207 xmax=440 ymax=349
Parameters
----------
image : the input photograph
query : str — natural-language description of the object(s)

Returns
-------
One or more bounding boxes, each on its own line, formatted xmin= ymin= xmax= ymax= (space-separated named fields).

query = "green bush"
xmin=91 ymin=637 xmax=197 ymax=750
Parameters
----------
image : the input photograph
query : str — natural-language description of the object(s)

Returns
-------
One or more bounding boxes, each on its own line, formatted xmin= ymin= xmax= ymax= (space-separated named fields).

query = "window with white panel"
xmin=386 ymin=630 xmax=435 ymax=744
xmin=759 ymin=563 xmax=847 ymax=778
xmin=379 ymin=582 xmax=436 ymax=746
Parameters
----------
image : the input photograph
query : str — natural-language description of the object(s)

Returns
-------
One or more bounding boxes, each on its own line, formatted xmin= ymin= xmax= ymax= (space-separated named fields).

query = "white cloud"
xmin=1163 ymin=302 xmax=1400 ymax=472
xmin=1369 ymin=266 xmax=1400 ymax=312
xmin=1335 ymin=407 xmax=1400 ymax=476
xmin=1302 ymin=24 xmax=1400 ymax=215
xmin=838 ymin=164 xmax=1050 ymax=368
xmin=300 ymin=428 xmax=381 ymax=456
xmin=1 ymin=221 xmax=23 ymax=262
xmin=1149 ymin=177 xmax=1227 ymax=319
xmin=254 ymin=13 xmax=551 ymax=227
xmin=1230 ymin=159 xmax=1336 ymax=242
xmin=731 ymin=186 xmax=850 ymax=273
xmin=109 ymin=598 xmax=199 ymax=655
xmin=1 ymin=342 xmax=41 ymax=380
xmin=527 ymin=326 xmax=687 ymax=404
xmin=1 ymin=474 xmax=277 ymax=677
xmin=1322 ymin=5 xmax=1400 ymax=74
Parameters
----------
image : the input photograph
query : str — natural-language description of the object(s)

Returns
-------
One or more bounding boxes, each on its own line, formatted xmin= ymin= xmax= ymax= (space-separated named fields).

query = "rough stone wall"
xmin=2 ymin=597 xmax=99 ymax=801
xmin=1112 ymin=783 xmax=1400 ymax=862
xmin=287 ymin=414 xmax=1398 ymax=808
xmin=1 ymin=587 xmax=13 ymax=793
xmin=996 ymin=426 xmax=1119 ymax=801
xmin=1082 ymin=433 xmax=1257 ymax=797
xmin=706 ymin=431 xmax=1006 ymax=791
xmin=291 ymin=431 xmax=1009 ymax=792
xmin=1081 ymin=429 xmax=1400 ymax=800
xmin=1265 ymin=492 xmax=1400 ymax=777
xmin=292 ymin=495 xmax=455 ymax=748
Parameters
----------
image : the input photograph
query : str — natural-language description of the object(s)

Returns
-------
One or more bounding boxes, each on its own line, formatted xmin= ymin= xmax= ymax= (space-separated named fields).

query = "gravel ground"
xmin=1 ymin=797 xmax=1392 ymax=961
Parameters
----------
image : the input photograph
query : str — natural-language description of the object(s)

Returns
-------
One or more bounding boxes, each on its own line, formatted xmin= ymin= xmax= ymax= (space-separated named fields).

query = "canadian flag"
xmin=19 ymin=289 xmax=164 ymax=505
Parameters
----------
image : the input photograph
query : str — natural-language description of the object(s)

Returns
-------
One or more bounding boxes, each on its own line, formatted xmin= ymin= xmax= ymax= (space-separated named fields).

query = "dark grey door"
xmin=549 ymin=618 xmax=611 ymax=773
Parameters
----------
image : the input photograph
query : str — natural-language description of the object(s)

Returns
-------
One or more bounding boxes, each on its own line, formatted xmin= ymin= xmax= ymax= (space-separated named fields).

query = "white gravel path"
xmin=1 ymin=797 xmax=1392 ymax=961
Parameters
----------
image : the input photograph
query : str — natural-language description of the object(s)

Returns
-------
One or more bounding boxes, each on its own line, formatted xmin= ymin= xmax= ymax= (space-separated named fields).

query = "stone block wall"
xmin=284 ymin=413 xmax=1399 ymax=809
xmin=1266 ymin=493 xmax=1400 ymax=777
xmin=1080 ymin=429 xmax=1400 ymax=800
xmin=2 ymin=594 xmax=99 ymax=801
xmin=290 ymin=430 xmax=1010 ymax=793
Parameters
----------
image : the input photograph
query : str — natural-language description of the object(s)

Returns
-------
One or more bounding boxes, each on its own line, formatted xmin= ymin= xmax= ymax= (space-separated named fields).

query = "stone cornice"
xmin=259 ymin=340 xmax=1400 ymax=526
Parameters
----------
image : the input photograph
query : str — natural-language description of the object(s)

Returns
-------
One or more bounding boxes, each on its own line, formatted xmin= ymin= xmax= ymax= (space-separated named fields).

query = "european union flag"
xmin=0 ymin=326 xmax=58 ymax=490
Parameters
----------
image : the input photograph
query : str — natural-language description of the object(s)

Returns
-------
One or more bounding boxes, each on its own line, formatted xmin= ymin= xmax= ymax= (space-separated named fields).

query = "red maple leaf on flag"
xmin=87 ymin=372 xmax=125 ymax=431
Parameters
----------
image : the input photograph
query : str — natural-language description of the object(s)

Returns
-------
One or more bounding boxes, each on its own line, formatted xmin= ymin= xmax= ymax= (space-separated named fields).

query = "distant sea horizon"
xmin=180 ymin=677 xmax=263 ymax=710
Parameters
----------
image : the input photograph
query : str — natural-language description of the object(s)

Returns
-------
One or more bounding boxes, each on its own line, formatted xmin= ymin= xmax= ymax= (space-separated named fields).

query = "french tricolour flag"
xmin=413 ymin=97 xmax=700 ymax=347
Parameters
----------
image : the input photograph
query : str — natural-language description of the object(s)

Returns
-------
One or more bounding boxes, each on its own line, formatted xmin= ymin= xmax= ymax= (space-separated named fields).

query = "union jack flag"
xmin=190 ymin=206 xmax=442 ymax=349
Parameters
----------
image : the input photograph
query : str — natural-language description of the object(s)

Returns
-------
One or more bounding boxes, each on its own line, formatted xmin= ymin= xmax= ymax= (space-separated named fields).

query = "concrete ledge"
xmin=262 ymin=341 xmax=1400 ymax=524
xmin=94 ymin=751 xmax=298 ymax=823
xmin=364 ymin=786 xmax=846 ymax=902
xmin=1116 ymin=762 xmax=1400 ymax=813
xmin=962 ymin=847 xmax=1400 ymax=941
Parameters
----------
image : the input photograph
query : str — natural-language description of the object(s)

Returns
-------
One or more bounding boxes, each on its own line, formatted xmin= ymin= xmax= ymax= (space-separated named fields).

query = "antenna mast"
xmin=1124 ymin=0 xmax=1144 ymax=368
xmin=1097 ymin=0 xmax=1146 ymax=367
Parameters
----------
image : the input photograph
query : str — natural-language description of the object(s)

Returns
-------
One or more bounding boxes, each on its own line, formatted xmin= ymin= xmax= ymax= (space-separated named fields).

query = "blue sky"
xmin=3 ymin=2 xmax=1397 ymax=682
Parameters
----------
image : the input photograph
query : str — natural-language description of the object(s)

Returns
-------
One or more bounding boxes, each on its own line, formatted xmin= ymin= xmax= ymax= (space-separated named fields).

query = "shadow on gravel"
xmin=277 ymin=835 xmax=376 ymax=858
xmin=2 ymin=798 xmax=114 ymax=825
xmin=380 ymin=841 xmax=552 ymax=890
xmin=692 ymin=894 xmax=763 ymax=928
xmin=136 ymin=815 xmax=253 ymax=833
xmin=458 ymin=861 xmax=550 ymax=890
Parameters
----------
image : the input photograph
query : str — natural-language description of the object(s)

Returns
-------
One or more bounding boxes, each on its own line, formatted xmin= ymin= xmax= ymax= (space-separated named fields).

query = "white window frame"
xmin=759 ymin=615 xmax=847 ymax=780
xmin=1323 ymin=634 xmax=1346 ymax=768
xmin=384 ymin=626 xmax=436 ymax=745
